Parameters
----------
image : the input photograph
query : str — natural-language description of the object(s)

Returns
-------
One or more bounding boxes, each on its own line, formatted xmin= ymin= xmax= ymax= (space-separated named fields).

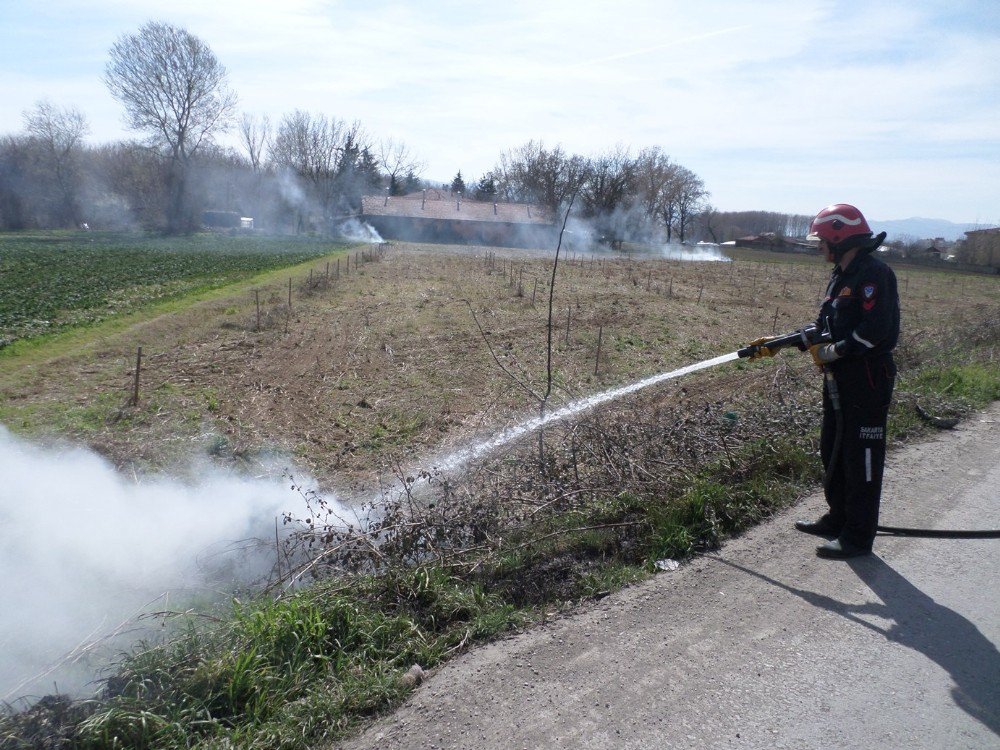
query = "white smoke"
xmin=276 ymin=168 xmax=307 ymax=209
xmin=659 ymin=241 xmax=730 ymax=262
xmin=338 ymin=217 xmax=384 ymax=243
xmin=0 ymin=426 xmax=320 ymax=701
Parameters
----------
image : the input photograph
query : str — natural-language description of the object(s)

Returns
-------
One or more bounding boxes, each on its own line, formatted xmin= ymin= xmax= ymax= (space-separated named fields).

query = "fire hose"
xmin=739 ymin=325 xmax=1000 ymax=540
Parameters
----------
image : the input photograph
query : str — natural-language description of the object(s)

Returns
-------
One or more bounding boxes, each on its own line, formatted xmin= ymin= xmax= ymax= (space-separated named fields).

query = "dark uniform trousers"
xmin=821 ymin=352 xmax=897 ymax=549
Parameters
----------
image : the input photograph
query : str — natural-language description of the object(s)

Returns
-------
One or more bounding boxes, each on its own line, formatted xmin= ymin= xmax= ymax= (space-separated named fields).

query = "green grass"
xmin=42 ymin=573 xmax=523 ymax=750
xmin=0 ymin=231 xmax=344 ymax=348
xmin=890 ymin=359 xmax=1000 ymax=440
xmin=910 ymin=361 xmax=1000 ymax=405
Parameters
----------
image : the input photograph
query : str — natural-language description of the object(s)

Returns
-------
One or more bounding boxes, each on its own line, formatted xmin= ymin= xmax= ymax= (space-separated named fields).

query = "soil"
xmin=333 ymin=401 xmax=1000 ymax=750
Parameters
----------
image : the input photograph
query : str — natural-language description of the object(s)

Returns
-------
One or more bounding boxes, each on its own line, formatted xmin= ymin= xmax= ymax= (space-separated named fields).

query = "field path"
xmin=334 ymin=402 xmax=1000 ymax=750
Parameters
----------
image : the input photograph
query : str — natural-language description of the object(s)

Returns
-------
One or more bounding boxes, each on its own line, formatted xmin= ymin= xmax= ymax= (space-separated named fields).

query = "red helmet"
xmin=807 ymin=203 xmax=872 ymax=246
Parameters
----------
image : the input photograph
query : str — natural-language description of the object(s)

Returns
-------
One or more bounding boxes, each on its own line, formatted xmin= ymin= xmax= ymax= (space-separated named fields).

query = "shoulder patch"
xmin=838 ymin=287 xmax=853 ymax=297
xmin=862 ymin=282 xmax=877 ymax=310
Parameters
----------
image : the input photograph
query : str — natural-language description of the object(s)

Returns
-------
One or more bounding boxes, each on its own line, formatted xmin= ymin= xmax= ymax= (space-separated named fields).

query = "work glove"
xmin=746 ymin=336 xmax=777 ymax=360
xmin=809 ymin=342 xmax=842 ymax=367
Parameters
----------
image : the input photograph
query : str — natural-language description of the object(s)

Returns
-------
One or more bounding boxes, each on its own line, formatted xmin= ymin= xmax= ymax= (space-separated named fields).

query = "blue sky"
xmin=1 ymin=0 xmax=998 ymax=224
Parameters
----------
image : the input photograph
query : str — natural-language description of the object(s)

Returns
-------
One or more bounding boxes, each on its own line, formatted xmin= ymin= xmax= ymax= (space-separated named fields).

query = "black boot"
xmin=794 ymin=516 xmax=840 ymax=538
xmin=816 ymin=538 xmax=872 ymax=560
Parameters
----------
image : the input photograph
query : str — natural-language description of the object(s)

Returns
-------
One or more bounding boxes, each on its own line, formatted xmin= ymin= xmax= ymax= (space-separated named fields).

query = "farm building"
xmin=962 ymin=227 xmax=1000 ymax=270
xmin=732 ymin=233 xmax=814 ymax=253
xmin=360 ymin=189 xmax=557 ymax=248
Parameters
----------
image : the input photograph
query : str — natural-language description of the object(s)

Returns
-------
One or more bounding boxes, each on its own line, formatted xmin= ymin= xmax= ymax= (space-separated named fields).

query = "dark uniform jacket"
xmin=817 ymin=250 xmax=900 ymax=362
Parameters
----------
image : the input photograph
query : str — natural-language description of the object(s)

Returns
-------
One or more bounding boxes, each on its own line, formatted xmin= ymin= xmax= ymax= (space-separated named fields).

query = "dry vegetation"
xmin=2 ymin=241 xmax=995 ymax=490
xmin=2 ymin=239 xmax=998 ymax=749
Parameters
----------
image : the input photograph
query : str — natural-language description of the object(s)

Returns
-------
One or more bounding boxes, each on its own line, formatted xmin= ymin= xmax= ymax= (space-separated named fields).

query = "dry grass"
xmin=0 ymin=241 xmax=996 ymax=491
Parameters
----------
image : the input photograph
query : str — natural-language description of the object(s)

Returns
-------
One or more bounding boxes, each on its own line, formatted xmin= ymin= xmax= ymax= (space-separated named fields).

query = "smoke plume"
xmin=0 ymin=426 xmax=313 ymax=701
xmin=337 ymin=217 xmax=384 ymax=243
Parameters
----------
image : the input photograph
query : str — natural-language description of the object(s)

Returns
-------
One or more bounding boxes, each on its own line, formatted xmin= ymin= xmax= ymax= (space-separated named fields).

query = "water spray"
xmin=422 ymin=322 xmax=998 ymax=539
xmin=427 ymin=323 xmax=831 ymax=477
xmin=435 ymin=350 xmax=742 ymax=475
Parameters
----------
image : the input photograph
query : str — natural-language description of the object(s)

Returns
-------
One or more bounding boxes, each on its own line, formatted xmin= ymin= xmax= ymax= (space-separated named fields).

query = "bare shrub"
xmin=278 ymin=363 xmax=821 ymax=601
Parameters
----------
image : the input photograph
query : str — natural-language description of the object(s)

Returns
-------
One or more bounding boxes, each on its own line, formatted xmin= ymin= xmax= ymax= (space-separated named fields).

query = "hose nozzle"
xmin=737 ymin=323 xmax=831 ymax=359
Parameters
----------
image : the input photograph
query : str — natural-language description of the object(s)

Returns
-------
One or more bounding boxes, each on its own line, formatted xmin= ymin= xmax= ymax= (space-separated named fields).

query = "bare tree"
xmin=635 ymin=147 xmax=675 ymax=220
xmin=238 ymin=113 xmax=271 ymax=174
xmin=580 ymin=145 xmax=637 ymax=217
xmin=377 ymin=138 xmax=423 ymax=195
xmin=578 ymin=145 xmax=645 ymax=239
xmin=672 ymin=166 xmax=709 ymax=243
xmin=22 ymin=101 xmax=89 ymax=227
xmin=104 ymin=21 xmax=237 ymax=232
xmin=92 ymin=140 xmax=170 ymax=229
xmin=704 ymin=210 xmax=813 ymax=242
xmin=270 ymin=111 xmax=368 ymax=230
xmin=494 ymin=141 xmax=587 ymax=211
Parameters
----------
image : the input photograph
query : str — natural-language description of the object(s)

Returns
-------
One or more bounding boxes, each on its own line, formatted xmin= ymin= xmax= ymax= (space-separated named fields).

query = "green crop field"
xmin=0 ymin=231 xmax=343 ymax=347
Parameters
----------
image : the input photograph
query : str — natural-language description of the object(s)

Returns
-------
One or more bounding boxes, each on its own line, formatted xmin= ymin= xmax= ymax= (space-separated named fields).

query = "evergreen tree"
xmin=474 ymin=173 xmax=498 ymax=201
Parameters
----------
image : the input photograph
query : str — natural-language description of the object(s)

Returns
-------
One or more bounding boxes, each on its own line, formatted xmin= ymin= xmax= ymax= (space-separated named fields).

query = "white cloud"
xmin=0 ymin=0 xmax=997 ymax=222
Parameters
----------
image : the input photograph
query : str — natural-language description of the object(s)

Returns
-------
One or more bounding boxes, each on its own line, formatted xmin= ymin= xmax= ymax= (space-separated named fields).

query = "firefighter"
xmin=804 ymin=203 xmax=901 ymax=558
xmin=753 ymin=204 xmax=900 ymax=558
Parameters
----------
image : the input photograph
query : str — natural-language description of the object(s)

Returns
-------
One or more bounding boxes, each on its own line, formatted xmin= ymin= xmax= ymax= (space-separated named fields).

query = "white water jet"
xmin=432 ymin=351 xmax=740 ymax=474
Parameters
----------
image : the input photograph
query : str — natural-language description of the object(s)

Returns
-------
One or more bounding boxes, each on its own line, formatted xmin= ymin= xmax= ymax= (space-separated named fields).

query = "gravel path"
xmin=335 ymin=403 xmax=1000 ymax=750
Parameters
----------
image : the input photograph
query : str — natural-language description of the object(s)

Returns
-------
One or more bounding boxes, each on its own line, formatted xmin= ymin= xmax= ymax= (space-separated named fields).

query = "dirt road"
xmin=336 ymin=403 xmax=1000 ymax=750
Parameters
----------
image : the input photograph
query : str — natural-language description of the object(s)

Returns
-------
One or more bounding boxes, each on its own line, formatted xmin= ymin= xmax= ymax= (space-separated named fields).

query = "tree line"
xmin=0 ymin=20 xmax=808 ymax=243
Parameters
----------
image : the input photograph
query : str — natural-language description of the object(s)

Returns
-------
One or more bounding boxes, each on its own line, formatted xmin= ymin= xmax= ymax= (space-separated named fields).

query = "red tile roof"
xmin=361 ymin=190 xmax=554 ymax=225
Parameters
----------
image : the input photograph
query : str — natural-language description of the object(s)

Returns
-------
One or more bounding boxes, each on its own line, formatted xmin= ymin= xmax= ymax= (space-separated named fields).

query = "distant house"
xmin=733 ymin=233 xmax=813 ymax=253
xmin=360 ymin=189 xmax=557 ymax=248
xmin=962 ymin=227 xmax=1000 ymax=270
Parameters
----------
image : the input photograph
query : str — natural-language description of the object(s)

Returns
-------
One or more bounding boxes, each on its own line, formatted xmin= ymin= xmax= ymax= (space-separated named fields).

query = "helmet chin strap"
xmin=829 ymin=231 xmax=887 ymax=263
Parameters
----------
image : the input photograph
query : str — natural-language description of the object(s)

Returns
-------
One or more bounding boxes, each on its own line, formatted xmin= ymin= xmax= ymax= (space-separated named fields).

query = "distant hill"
xmin=873 ymin=217 xmax=987 ymax=242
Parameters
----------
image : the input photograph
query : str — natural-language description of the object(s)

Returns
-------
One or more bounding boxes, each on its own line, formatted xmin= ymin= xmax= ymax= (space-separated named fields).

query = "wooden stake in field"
xmin=772 ymin=307 xmax=780 ymax=333
xmin=595 ymin=325 xmax=603 ymax=374
xmin=255 ymin=289 xmax=261 ymax=331
xmin=130 ymin=346 xmax=142 ymax=406
xmin=288 ymin=278 xmax=292 ymax=309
